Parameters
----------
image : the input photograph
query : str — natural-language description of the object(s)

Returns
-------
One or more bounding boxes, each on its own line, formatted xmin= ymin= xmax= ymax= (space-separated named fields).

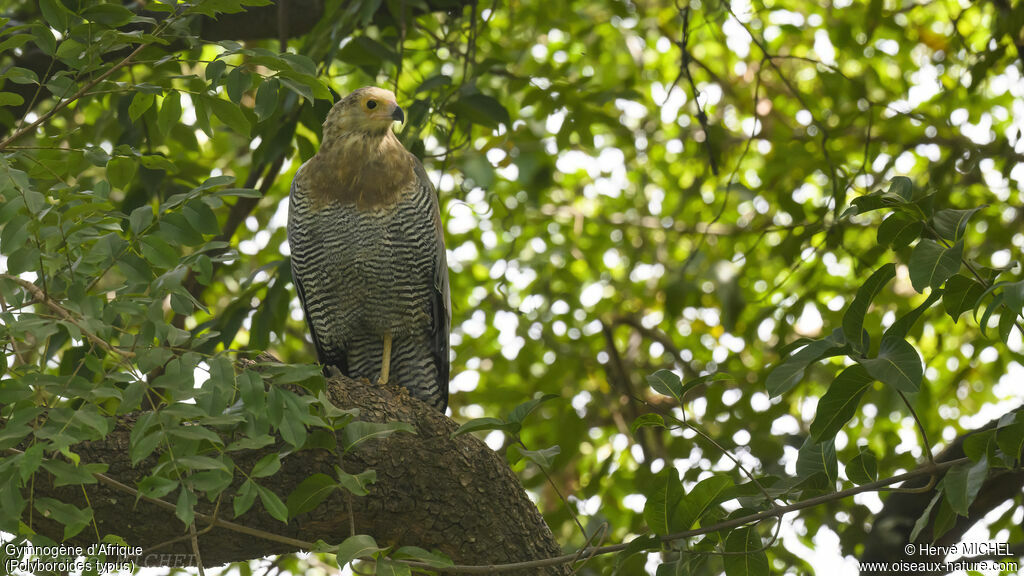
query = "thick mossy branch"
xmin=25 ymin=368 xmax=570 ymax=575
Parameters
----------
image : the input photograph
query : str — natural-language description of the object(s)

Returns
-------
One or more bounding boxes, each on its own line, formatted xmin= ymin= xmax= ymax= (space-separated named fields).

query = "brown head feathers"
xmin=302 ymin=86 xmax=416 ymax=209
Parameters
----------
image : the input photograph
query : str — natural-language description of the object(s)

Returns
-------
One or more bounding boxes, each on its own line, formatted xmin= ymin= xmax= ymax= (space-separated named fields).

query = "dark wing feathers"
xmin=288 ymin=178 xmax=348 ymax=377
xmin=412 ymin=155 xmax=451 ymax=410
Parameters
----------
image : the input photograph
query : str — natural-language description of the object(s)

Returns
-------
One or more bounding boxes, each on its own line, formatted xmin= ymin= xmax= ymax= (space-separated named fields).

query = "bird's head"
xmin=323 ymin=86 xmax=405 ymax=139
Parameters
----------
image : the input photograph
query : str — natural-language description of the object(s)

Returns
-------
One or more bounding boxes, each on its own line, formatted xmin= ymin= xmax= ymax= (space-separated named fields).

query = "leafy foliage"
xmin=1 ymin=0 xmax=1023 ymax=573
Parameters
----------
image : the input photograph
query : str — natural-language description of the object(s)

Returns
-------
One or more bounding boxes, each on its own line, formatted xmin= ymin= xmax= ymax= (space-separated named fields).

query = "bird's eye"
xmin=366 ymin=100 xmax=377 ymax=110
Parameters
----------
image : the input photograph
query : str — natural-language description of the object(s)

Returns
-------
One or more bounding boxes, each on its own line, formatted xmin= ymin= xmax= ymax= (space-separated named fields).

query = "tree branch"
xmin=19 ymin=363 xmax=570 ymax=575
xmin=860 ymin=405 xmax=1024 ymax=571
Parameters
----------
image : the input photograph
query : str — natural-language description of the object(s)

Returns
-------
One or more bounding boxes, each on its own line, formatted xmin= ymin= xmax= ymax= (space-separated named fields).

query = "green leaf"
xmin=176 ymin=454 xmax=231 ymax=472
xmin=336 ymin=534 xmax=384 ymax=567
xmin=842 ymin=263 xmax=895 ymax=353
xmin=376 ymin=557 xmax=412 ymax=576
xmin=34 ymin=498 xmax=92 ymax=539
xmin=341 ymin=421 xmax=415 ymax=452
xmin=140 ymin=154 xmax=178 ymax=173
xmin=135 ymin=473 xmax=175 ymax=499
xmin=888 ymin=176 xmax=913 ymax=201
xmin=32 ymin=24 xmax=57 ymax=55
xmin=129 ymin=92 xmax=156 ymax=122
xmin=202 ymin=95 xmax=251 ymax=136
xmin=258 ymin=485 xmax=289 ymax=523
xmin=932 ymin=495 xmax=957 ymax=539
xmin=615 ymin=534 xmax=660 ymax=571
xmin=0 ymin=34 xmax=32 ymax=54
xmin=81 ymin=3 xmax=135 ymax=26
xmin=278 ymin=70 xmax=332 ymax=100
xmin=206 ymin=59 xmax=227 ymax=86
xmin=335 ymin=468 xmax=376 ymax=496
xmin=723 ymin=526 xmax=769 ymax=576
xmin=675 ymin=474 xmax=732 ymax=532
xmin=630 ymin=413 xmax=666 ymax=435
xmin=250 ymin=453 xmax=281 ymax=478
xmin=998 ymin=311 xmax=1016 ymax=344
xmin=796 ymin=437 xmax=837 ymax=485
xmin=809 ymin=365 xmax=874 ymax=442
xmin=286 ymin=473 xmax=337 ymax=517
xmin=183 ymin=199 xmax=220 ymax=235
xmin=908 ymin=239 xmax=963 ymax=293
xmin=40 ymin=459 xmax=106 ymax=486
xmin=158 ymin=92 xmax=182 ymax=136
xmin=226 ymin=434 xmax=275 ymax=452
xmin=130 ymin=205 xmax=154 ymax=234
xmin=647 ymin=369 xmax=683 ymax=402
xmin=507 ymin=393 xmax=559 ymax=425
xmin=0 ymin=92 xmax=25 ymax=107
xmin=254 ymin=77 xmax=279 ymax=121
xmin=176 ymin=487 xmax=197 ymax=527
xmin=514 ymin=444 xmax=560 ymax=468
xmin=962 ymin=430 xmax=993 ymax=462
xmin=208 ymin=355 xmax=236 ymax=392
xmin=225 ymin=67 xmax=249 ymax=103
xmin=643 ymin=469 xmax=684 ymax=535
xmin=233 ymin=479 xmax=258 ymax=517
xmin=451 ymin=417 xmax=516 ymax=437
xmin=130 ymin=427 xmax=165 ymax=465
xmin=450 ymin=93 xmax=511 ymax=128
xmin=392 ymin=546 xmax=453 ymax=568
xmin=845 ymin=447 xmax=878 ymax=485
xmin=996 ymin=413 xmax=1024 ymax=463
xmin=2 ymin=66 xmax=39 ymax=85
xmin=337 ymin=36 xmax=399 ymax=66
xmin=932 ymin=206 xmax=984 ymax=241
xmin=190 ymin=470 xmax=233 ymax=496
xmin=943 ymin=456 xmax=987 ymax=516
xmin=942 ymin=274 xmax=985 ymax=322
xmin=277 ymin=390 xmax=309 ymax=448
xmin=859 ymin=337 xmax=923 ymax=393
xmin=214 ymin=187 xmax=262 ymax=198
xmin=416 ymin=74 xmax=452 ymax=93
xmin=877 ymin=213 xmax=923 ymax=249
xmin=909 ymin=492 xmax=941 ymax=543
xmin=106 ymin=157 xmax=137 ymax=190
xmin=141 ymin=235 xmax=180 ymax=269
xmin=881 ymin=288 xmax=942 ymax=344
xmin=39 ymin=0 xmax=70 ymax=30
xmin=238 ymin=370 xmax=265 ymax=413
xmin=1002 ymin=279 xmax=1024 ymax=315
xmin=850 ymin=188 xmax=909 ymax=215
xmin=766 ymin=328 xmax=849 ymax=397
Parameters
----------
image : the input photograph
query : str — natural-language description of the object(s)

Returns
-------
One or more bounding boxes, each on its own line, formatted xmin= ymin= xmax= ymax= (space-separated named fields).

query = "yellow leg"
xmin=379 ymin=333 xmax=392 ymax=385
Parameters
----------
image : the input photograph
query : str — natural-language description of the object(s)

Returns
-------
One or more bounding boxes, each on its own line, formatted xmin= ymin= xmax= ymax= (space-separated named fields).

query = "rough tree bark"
xmin=23 ymin=363 xmax=572 ymax=575
xmin=859 ymin=406 xmax=1024 ymax=575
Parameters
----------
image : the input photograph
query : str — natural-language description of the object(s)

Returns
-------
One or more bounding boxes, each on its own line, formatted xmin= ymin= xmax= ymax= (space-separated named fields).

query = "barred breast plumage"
xmin=287 ymin=87 xmax=450 ymax=411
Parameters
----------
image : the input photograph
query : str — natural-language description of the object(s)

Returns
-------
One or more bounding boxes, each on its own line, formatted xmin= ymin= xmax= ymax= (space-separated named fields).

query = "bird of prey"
xmin=287 ymin=86 xmax=450 ymax=412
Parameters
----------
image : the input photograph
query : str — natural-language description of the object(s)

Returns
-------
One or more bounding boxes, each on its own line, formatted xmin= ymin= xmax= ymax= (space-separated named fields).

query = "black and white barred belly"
xmin=288 ymin=165 xmax=446 ymax=410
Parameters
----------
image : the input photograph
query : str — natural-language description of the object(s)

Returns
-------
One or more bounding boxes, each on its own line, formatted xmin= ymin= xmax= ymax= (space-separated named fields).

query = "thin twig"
xmin=0 ymin=42 xmax=150 ymax=151
xmin=672 ymin=2 xmax=718 ymax=175
xmin=0 ymin=274 xmax=135 ymax=359
xmin=190 ymin=522 xmax=206 ymax=576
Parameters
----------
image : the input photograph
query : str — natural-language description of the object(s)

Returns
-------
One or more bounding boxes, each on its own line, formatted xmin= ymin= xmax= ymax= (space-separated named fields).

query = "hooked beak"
xmin=390 ymin=104 xmax=405 ymax=123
